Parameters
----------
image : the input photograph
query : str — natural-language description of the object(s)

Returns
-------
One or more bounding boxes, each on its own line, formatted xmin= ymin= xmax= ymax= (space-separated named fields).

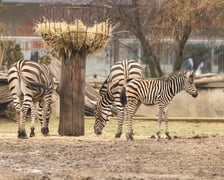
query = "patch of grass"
xmin=0 ymin=115 xmax=224 ymax=139
xmin=101 ymin=118 xmax=224 ymax=138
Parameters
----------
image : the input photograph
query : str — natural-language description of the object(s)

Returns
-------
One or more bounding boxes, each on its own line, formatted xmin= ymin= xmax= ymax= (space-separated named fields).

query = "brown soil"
xmin=0 ymin=135 xmax=223 ymax=180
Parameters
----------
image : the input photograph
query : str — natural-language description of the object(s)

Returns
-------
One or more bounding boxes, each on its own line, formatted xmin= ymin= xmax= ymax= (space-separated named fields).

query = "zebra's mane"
xmin=99 ymin=76 xmax=109 ymax=96
xmin=168 ymin=70 xmax=186 ymax=77
xmin=154 ymin=71 xmax=187 ymax=83
xmin=165 ymin=70 xmax=187 ymax=80
xmin=144 ymin=71 xmax=188 ymax=82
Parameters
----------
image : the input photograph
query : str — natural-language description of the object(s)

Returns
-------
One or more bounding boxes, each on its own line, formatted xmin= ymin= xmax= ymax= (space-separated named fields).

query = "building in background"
xmin=0 ymin=0 xmax=143 ymax=79
xmin=0 ymin=0 xmax=223 ymax=77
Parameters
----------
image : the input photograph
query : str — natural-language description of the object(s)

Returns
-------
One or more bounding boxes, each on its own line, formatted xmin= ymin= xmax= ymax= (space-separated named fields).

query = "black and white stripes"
xmin=94 ymin=59 xmax=143 ymax=137
xmin=8 ymin=59 xmax=54 ymax=139
xmin=120 ymin=70 xmax=198 ymax=140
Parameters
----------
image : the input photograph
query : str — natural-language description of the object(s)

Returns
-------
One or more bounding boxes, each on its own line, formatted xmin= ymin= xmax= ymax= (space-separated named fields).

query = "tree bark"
xmin=113 ymin=2 xmax=163 ymax=77
xmin=141 ymin=42 xmax=157 ymax=77
xmin=173 ymin=25 xmax=192 ymax=71
xmin=58 ymin=53 xmax=86 ymax=136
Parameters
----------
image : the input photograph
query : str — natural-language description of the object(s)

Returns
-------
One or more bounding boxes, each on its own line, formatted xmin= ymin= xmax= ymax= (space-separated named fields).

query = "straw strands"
xmin=34 ymin=19 xmax=114 ymax=57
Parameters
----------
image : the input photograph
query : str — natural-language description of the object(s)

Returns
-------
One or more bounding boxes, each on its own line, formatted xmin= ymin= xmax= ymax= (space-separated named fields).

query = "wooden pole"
xmin=58 ymin=52 xmax=86 ymax=136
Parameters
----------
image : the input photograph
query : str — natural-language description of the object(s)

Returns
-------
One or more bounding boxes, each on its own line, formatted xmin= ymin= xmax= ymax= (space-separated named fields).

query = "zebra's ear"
xmin=186 ymin=70 xmax=194 ymax=77
xmin=190 ymin=71 xmax=195 ymax=78
xmin=186 ymin=71 xmax=194 ymax=83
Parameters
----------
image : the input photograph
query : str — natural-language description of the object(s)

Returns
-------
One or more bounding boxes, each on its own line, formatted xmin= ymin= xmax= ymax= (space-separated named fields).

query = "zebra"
xmin=8 ymin=59 xmax=54 ymax=139
xmin=120 ymin=70 xmax=198 ymax=140
xmin=94 ymin=59 xmax=143 ymax=137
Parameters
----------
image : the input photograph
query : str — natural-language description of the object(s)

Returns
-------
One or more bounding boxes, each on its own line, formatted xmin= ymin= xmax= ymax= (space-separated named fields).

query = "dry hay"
xmin=34 ymin=18 xmax=114 ymax=57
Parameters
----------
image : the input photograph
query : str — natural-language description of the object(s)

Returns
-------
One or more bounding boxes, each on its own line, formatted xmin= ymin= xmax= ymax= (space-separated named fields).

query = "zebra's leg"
xmin=13 ymin=99 xmax=23 ymax=138
xmin=18 ymin=98 xmax=32 ymax=139
xmin=115 ymin=103 xmax=124 ymax=138
xmin=45 ymin=105 xmax=51 ymax=135
xmin=125 ymin=100 xmax=139 ymax=141
xmin=115 ymin=110 xmax=123 ymax=138
xmin=38 ymin=101 xmax=49 ymax=136
xmin=157 ymin=106 xmax=164 ymax=141
xmin=164 ymin=108 xmax=172 ymax=140
xmin=30 ymin=103 xmax=36 ymax=137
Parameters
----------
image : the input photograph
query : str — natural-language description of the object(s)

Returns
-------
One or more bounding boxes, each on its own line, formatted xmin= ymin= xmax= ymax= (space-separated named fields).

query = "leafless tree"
xmin=152 ymin=0 xmax=224 ymax=71
xmin=108 ymin=0 xmax=163 ymax=77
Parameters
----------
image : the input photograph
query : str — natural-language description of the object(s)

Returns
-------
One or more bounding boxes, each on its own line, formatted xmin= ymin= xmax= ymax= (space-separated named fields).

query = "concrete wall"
xmin=51 ymin=86 xmax=224 ymax=118
xmin=136 ymin=87 xmax=224 ymax=117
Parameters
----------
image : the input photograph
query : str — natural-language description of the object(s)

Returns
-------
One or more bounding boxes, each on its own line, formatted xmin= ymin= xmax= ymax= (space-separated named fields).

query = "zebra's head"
xmin=184 ymin=71 xmax=198 ymax=98
xmin=94 ymin=101 xmax=111 ymax=135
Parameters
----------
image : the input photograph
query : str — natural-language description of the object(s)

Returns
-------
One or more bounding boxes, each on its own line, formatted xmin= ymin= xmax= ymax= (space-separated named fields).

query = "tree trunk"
xmin=173 ymin=37 xmax=186 ymax=71
xmin=135 ymin=27 xmax=162 ymax=77
xmin=173 ymin=25 xmax=192 ymax=71
xmin=173 ymin=46 xmax=183 ymax=71
xmin=58 ymin=53 xmax=86 ymax=136
xmin=141 ymin=44 xmax=157 ymax=77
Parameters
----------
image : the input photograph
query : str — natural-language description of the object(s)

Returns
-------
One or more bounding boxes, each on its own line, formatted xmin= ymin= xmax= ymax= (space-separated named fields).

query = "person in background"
xmin=218 ymin=47 xmax=224 ymax=73
xmin=195 ymin=52 xmax=211 ymax=75
xmin=195 ymin=61 xmax=204 ymax=75
xmin=183 ymin=56 xmax=194 ymax=71
xmin=201 ymin=53 xmax=211 ymax=74
xmin=30 ymin=51 xmax=39 ymax=62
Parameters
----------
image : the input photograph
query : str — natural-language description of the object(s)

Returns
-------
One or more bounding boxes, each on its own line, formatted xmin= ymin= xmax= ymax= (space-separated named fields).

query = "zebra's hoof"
xmin=156 ymin=131 xmax=161 ymax=141
xmin=165 ymin=132 xmax=172 ymax=140
xmin=30 ymin=132 xmax=35 ymax=137
xmin=126 ymin=133 xmax=134 ymax=141
xmin=18 ymin=130 xmax=28 ymax=139
xmin=30 ymin=128 xmax=35 ymax=137
xmin=115 ymin=132 xmax=122 ymax=138
xmin=150 ymin=135 xmax=156 ymax=139
xmin=41 ymin=127 xmax=49 ymax=136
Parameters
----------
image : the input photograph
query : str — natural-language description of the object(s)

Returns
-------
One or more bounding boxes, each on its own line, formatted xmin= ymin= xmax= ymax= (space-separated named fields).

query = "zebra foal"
xmin=94 ymin=59 xmax=143 ymax=137
xmin=120 ymin=70 xmax=198 ymax=140
xmin=8 ymin=59 xmax=54 ymax=139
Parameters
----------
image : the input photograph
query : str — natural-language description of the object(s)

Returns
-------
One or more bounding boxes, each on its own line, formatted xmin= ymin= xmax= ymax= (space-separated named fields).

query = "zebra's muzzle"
xmin=192 ymin=92 xmax=198 ymax=97
xmin=94 ymin=128 xmax=102 ymax=135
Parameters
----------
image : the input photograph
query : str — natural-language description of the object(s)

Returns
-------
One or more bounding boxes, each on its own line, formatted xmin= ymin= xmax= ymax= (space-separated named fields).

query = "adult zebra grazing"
xmin=94 ymin=59 xmax=143 ymax=137
xmin=120 ymin=70 xmax=198 ymax=140
xmin=8 ymin=59 xmax=54 ymax=139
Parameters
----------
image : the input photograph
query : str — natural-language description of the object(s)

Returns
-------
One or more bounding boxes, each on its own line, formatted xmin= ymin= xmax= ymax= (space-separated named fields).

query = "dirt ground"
xmin=0 ymin=135 xmax=223 ymax=180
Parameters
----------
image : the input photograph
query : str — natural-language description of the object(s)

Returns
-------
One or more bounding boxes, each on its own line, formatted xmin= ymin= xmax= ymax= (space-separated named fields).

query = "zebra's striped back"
xmin=120 ymin=70 xmax=198 ymax=140
xmin=8 ymin=59 xmax=54 ymax=139
xmin=94 ymin=59 xmax=143 ymax=137
xmin=98 ymin=60 xmax=143 ymax=98
xmin=109 ymin=59 xmax=143 ymax=84
xmin=121 ymin=71 xmax=198 ymax=106
xmin=8 ymin=60 xmax=54 ymax=102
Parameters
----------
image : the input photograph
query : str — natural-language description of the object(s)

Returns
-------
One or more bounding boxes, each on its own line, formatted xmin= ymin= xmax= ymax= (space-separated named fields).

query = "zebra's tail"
xmin=120 ymin=86 xmax=127 ymax=106
xmin=28 ymin=81 xmax=47 ymax=90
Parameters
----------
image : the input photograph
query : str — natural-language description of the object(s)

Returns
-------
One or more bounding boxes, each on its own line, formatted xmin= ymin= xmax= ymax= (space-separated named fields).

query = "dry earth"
xmin=0 ymin=135 xmax=223 ymax=180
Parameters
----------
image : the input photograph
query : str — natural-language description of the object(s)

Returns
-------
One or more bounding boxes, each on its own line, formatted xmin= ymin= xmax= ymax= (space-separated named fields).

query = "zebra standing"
xmin=94 ymin=59 xmax=143 ymax=137
xmin=120 ymin=70 xmax=198 ymax=140
xmin=8 ymin=59 xmax=54 ymax=139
